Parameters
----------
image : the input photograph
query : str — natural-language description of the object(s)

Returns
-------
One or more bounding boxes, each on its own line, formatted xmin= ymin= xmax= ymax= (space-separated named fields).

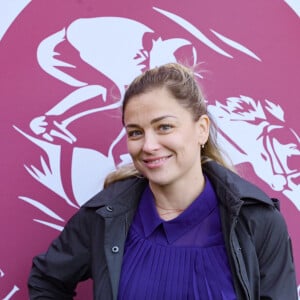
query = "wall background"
xmin=0 ymin=0 xmax=299 ymax=299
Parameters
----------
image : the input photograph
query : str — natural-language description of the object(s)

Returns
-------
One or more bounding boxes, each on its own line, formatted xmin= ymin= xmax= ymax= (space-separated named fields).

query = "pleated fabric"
xmin=118 ymin=177 xmax=237 ymax=300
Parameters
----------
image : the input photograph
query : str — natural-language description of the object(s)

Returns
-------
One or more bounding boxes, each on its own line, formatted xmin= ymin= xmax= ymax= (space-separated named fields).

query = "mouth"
xmin=142 ymin=155 xmax=172 ymax=168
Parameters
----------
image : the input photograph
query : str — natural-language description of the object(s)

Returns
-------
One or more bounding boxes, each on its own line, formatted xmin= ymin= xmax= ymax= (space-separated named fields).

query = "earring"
xmin=201 ymin=144 xmax=205 ymax=149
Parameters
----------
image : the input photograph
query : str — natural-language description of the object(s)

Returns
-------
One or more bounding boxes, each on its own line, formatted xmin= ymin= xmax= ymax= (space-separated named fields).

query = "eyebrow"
xmin=125 ymin=115 xmax=177 ymax=128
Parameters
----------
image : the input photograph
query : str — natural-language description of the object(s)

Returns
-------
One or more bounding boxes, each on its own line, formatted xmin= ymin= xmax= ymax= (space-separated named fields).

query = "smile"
xmin=143 ymin=155 xmax=172 ymax=168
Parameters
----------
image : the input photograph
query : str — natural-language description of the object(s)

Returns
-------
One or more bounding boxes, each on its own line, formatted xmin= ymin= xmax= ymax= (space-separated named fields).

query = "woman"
xmin=28 ymin=63 xmax=297 ymax=299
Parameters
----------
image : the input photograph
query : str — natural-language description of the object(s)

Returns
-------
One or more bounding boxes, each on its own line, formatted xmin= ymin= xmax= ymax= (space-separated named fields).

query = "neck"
xmin=149 ymin=173 xmax=206 ymax=220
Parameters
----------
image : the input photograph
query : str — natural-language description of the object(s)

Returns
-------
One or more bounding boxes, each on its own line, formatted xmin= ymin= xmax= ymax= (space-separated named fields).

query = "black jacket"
xmin=28 ymin=161 xmax=297 ymax=299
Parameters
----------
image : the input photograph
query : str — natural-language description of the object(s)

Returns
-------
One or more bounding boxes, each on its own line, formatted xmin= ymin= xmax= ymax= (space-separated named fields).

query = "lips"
xmin=142 ymin=155 xmax=172 ymax=168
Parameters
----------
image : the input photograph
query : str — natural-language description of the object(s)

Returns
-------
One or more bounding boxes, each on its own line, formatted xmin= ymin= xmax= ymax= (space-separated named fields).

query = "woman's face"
xmin=123 ymin=87 xmax=209 ymax=189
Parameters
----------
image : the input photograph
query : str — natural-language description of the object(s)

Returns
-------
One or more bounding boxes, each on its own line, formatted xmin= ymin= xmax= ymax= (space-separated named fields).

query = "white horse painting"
xmin=208 ymin=96 xmax=300 ymax=210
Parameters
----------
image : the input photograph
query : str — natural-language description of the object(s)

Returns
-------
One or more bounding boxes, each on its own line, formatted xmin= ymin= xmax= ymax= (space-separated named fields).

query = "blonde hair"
xmin=104 ymin=63 xmax=234 ymax=188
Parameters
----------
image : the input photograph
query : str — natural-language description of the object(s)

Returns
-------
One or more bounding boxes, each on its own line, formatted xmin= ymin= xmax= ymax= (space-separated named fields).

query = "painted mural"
xmin=0 ymin=0 xmax=299 ymax=298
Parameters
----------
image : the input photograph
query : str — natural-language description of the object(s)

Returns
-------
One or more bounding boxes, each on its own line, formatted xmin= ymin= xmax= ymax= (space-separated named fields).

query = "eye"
xmin=158 ymin=124 xmax=173 ymax=132
xmin=127 ymin=129 xmax=143 ymax=139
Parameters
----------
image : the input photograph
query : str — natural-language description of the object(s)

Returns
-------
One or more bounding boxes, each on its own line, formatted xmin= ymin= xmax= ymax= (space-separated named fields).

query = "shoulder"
xmin=83 ymin=176 xmax=148 ymax=208
xmin=203 ymin=160 xmax=274 ymax=207
xmin=61 ymin=177 xmax=147 ymax=231
xmin=203 ymin=161 xmax=288 ymax=235
xmin=241 ymin=199 xmax=288 ymax=240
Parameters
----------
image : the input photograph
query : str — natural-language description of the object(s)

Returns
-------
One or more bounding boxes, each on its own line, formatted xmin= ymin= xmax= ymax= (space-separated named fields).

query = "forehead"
xmin=123 ymin=88 xmax=190 ymax=122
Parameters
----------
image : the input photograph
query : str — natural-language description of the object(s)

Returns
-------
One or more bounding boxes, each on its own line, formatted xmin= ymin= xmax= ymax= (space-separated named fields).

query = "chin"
xmin=147 ymin=175 xmax=173 ymax=186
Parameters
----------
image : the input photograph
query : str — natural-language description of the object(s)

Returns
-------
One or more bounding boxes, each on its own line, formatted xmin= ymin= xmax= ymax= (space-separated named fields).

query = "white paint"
xmin=0 ymin=0 xmax=31 ymax=41
xmin=284 ymin=0 xmax=300 ymax=17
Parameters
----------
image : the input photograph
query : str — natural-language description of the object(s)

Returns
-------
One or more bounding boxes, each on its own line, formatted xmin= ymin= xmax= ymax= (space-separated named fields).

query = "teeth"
xmin=146 ymin=157 xmax=167 ymax=164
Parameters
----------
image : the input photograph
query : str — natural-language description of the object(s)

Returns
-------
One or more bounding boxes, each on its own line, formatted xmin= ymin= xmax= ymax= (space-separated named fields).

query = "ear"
xmin=197 ymin=114 xmax=210 ymax=145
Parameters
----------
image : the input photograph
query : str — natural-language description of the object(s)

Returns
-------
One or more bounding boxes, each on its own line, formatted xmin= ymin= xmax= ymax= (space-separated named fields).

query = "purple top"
xmin=118 ymin=177 xmax=237 ymax=300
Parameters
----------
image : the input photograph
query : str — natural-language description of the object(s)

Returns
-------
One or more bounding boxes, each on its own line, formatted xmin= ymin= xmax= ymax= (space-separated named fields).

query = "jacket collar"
xmin=83 ymin=161 xmax=273 ymax=216
xmin=202 ymin=160 xmax=274 ymax=215
xmin=83 ymin=176 xmax=148 ymax=216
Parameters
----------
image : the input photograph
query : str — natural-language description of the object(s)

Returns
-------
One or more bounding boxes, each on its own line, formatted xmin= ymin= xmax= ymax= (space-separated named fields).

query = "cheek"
xmin=180 ymin=135 xmax=201 ymax=155
xmin=126 ymin=141 xmax=139 ymax=157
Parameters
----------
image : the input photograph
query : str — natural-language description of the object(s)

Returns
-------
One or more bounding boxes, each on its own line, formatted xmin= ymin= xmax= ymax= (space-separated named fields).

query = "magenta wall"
xmin=0 ymin=1 xmax=299 ymax=299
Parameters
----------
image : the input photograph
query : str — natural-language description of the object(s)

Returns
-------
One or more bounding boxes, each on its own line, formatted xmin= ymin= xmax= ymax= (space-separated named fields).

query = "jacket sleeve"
xmin=28 ymin=208 xmax=92 ymax=299
xmin=254 ymin=205 xmax=298 ymax=299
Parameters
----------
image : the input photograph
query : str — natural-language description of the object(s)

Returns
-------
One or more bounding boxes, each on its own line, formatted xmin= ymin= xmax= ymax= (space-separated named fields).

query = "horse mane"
xmin=214 ymin=95 xmax=285 ymax=125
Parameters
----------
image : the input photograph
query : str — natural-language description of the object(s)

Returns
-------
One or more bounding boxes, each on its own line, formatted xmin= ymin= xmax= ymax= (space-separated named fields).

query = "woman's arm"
xmin=28 ymin=209 xmax=92 ymax=299
xmin=255 ymin=206 xmax=297 ymax=299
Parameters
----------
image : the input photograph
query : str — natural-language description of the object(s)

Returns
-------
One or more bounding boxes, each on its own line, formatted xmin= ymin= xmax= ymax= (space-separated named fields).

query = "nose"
xmin=142 ymin=131 xmax=160 ymax=152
